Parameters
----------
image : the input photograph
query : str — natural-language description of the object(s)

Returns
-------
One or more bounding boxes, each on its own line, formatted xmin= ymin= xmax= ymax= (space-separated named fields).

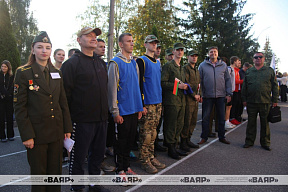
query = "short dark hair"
xmin=230 ymin=56 xmax=239 ymax=65
xmin=97 ymin=39 xmax=105 ymax=43
xmin=68 ymin=48 xmax=80 ymax=57
xmin=254 ymin=52 xmax=264 ymax=57
xmin=243 ymin=62 xmax=250 ymax=68
xmin=118 ymin=33 xmax=132 ymax=43
xmin=208 ymin=46 xmax=218 ymax=52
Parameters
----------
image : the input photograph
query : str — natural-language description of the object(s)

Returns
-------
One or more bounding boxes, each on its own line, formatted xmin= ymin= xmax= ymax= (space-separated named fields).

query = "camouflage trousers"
xmin=138 ymin=103 xmax=162 ymax=163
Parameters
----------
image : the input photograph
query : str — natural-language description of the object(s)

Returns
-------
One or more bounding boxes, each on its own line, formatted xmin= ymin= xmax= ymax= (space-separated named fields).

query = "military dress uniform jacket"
xmin=241 ymin=66 xmax=278 ymax=104
xmin=161 ymin=60 xmax=186 ymax=106
xmin=14 ymin=62 xmax=72 ymax=144
xmin=183 ymin=64 xmax=201 ymax=103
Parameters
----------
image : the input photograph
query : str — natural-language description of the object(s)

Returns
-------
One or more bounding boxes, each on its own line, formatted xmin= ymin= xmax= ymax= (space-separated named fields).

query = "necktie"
xmin=44 ymin=67 xmax=50 ymax=85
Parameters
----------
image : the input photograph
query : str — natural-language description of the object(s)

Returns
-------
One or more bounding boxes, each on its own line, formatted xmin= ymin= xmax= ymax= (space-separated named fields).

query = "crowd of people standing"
xmin=0 ymin=26 xmax=284 ymax=192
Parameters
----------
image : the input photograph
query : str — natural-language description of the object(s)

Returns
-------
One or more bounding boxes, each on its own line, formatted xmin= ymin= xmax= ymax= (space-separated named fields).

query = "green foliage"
xmin=77 ymin=0 xmax=140 ymax=57
xmin=6 ymin=0 xmax=38 ymax=64
xmin=178 ymin=0 xmax=259 ymax=65
xmin=0 ymin=0 xmax=20 ymax=72
xmin=262 ymin=37 xmax=279 ymax=69
xmin=127 ymin=0 xmax=178 ymax=58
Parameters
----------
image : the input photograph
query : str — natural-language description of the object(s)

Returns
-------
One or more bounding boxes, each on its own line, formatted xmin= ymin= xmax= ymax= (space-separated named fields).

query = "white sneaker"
xmin=225 ymin=121 xmax=236 ymax=129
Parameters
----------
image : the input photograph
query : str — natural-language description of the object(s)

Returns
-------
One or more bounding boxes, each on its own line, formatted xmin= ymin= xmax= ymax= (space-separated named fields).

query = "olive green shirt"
xmin=184 ymin=63 xmax=201 ymax=103
xmin=161 ymin=60 xmax=186 ymax=106
xmin=241 ymin=66 xmax=278 ymax=104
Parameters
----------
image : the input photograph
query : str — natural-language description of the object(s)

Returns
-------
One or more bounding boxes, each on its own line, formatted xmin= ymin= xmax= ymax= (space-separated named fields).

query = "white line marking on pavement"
xmin=126 ymin=121 xmax=247 ymax=192
xmin=0 ymin=150 xmax=26 ymax=158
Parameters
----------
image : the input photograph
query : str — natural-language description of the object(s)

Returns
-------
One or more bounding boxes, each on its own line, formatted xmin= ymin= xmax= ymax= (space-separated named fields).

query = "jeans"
xmin=201 ymin=97 xmax=226 ymax=140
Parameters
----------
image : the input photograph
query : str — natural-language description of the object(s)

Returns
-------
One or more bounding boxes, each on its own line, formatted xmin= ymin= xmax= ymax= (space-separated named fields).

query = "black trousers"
xmin=27 ymin=139 xmax=63 ymax=192
xmin=280 ymin=85 xmax=287 ymax=102
xmin=0 ymin=99 xmax=14 ymax=139
xmin=114 ymin=113 xmax=138 ymax=172
xmin=230 ymin=91 xmax=242 ymax=120
xmin=106 ymin=112 xmax=116 ymax=147
xmin=69 ymin=121 xmax=107 ymax=191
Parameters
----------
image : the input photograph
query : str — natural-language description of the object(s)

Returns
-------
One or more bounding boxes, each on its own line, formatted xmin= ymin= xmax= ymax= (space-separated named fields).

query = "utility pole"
xmin=107 ymin=0 xmax=115 ymax=62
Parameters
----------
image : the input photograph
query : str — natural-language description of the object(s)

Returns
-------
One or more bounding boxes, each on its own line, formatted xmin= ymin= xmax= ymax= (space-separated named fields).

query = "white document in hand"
xmin=64 ymin=138 xmax=75 ymax=152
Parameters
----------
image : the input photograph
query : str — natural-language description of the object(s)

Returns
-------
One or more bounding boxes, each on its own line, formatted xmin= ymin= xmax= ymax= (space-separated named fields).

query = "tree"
xmin=262 ymin=37 xmax=279 ymax=69
xmin=177 ymin=0 xmax=259 ymax=64
xmin=6 ymin=0 xmax=38 ymax=64
xmin=0 ymin=0 xmax=21 ymax=72
xmin=126 ymin=0 xmax=178 ymax=59
xmin=78 ymin=0 xmax=140 ymax=58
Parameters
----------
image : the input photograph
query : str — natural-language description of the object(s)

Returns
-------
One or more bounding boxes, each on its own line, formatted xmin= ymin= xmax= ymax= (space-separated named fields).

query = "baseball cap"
xmin=165 ymin=48 xmax=173 ymax=56
xmin=187 ymin=50 xmax=199 ymax=56
xmin=77 ymin=27 xmax=102 ymax=37
xmin=174 ymin=42 xmax=185 ymax=50
xmin=144 ymin=35 xmax=160 ymax=43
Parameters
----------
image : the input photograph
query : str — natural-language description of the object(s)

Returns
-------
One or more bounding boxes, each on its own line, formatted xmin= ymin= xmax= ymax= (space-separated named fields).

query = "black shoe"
xmin=8 ymin=137 xmax=14 ymax=141
xmin=155 ymin=141 xmax=167 ymax=152
xmin=180 ymin=138 xmax=191 ymax=152
xmin=89 ymin=185 xmax=110 ymax=192
xmin=208 ymin=133 xmax=217 ymax=138
xmin=219 ymin=138 xmax=230 ymax=144
xmin=243 ymin=144 xmax=253 ymax=148
xmin=261 ymin=146 xmax=271 ymax=151
xmin=186 ymin=140 xmax=199 ymax=148
xmin=1 ymin=138 xmax=7 ymax=142
xmin=176 ymin=149 xmax=188 ymax=156
xmin=167 ymin=143 xmax=181 ymax=160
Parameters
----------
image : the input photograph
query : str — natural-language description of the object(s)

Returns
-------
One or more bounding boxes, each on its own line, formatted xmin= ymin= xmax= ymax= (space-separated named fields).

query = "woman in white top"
xmin=277 ymin=72 xmax=287 ymax=102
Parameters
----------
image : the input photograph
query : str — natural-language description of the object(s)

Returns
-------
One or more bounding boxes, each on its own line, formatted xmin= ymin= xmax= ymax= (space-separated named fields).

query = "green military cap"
xmin=165 ymin=48 xmax=173 ymax=56
xmin=157 ymin=44 xmax=162 ymax=48
xmin=77 ymin=26 xmax=101 ymax=37
xmin=174 ymin=42 xmax=185 ymax=50
xmin=33 ymin=31 xmax=52 ymax=44
xmin=187 ymin=50 xmax=199 ymax=56
xmin=144 ymin=35 xmax=160 ymax=43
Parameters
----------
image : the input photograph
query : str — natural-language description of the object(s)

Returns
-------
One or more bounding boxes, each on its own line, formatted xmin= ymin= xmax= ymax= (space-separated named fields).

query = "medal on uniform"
xmin=34 ymin=85 xmax=40 ymax=91
xmin=29 ymin=80 xmax=34 ymax=90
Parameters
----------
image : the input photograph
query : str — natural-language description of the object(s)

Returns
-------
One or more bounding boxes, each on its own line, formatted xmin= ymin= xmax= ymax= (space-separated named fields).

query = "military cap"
xmin=33 ymin=31 xmax=51 ymax=44
xmin=165 ymin=48 xmax=173 ymax=56
xmin=174 ymin=42 xmax=185 ymax=50
xmin=144 ymin=35 xmax=160 ymax=43
xmin=187 ymin=50 xmax=199 ymax=56
xmin=77 ymin=27 xmax=102 ymax=37
xmin=157 ymin=44 xmax=162 ymax=48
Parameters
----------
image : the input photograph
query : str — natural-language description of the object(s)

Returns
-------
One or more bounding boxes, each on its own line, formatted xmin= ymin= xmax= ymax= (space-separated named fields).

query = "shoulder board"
xmin=17 ymin=65 xmax=31 ymax=72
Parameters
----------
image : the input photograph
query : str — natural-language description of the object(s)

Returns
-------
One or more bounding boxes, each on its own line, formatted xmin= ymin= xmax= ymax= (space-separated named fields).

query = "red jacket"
xmin=234 ymin=67 xmax=243 ymax=92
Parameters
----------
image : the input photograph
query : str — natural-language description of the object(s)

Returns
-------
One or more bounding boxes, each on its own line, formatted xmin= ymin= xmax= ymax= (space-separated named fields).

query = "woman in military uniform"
xmin=14 ymin=31 xmax=72 ymax=192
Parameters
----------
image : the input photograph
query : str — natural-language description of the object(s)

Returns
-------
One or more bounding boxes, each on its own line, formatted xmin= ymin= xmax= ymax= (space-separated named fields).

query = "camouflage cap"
xmin=144 ymin=35 xmax=160 ymax=43
xmin=77 ymin=27 xmax=101 ymax=37
xmin=32 ymin=31 xmax=51 ymax=44
xmin=173 ymin=42 xmax=185 ymax=50
xmin=187 ymin=50 xmax=199 ymax=56
xmin=157 ymin=44 xmax=162 ymax=48
xmin=165 ymin=48 xmax=173 ymax=56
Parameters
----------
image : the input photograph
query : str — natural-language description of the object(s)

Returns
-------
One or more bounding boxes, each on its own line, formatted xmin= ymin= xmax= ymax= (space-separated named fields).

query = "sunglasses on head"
xmin=253 ymin=56 xmax=263 ymax=59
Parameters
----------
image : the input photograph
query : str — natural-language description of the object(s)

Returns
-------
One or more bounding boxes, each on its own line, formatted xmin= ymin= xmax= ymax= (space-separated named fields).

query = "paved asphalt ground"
xmin=0 ymin=102 xmax=288 ymax=192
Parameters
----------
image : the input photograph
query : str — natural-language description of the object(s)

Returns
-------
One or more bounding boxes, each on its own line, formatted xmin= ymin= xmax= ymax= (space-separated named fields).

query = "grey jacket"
xmin=198 ymin=58 xmax=232 ymax=98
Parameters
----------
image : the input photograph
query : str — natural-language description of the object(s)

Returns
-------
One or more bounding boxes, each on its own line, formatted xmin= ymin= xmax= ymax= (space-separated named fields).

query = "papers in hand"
xmin=64 ymin=138 xmax=75 ymax=152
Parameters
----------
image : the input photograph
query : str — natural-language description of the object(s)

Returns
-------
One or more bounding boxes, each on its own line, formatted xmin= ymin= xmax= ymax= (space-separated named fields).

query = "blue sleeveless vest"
xmin=139 ymin=56 xmax=162 ymax=105
xmin=111 ymin=57 xmax=143 ymax=116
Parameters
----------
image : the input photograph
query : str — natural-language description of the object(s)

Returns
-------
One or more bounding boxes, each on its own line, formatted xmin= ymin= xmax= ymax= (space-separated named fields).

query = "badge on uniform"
xmin=28 ymin=80 xmax=40 ymax=91
xmin=50 ymin=72 xmax=61 ymax=79
xmin=14 ymin=84 xmax=19 ymax=95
